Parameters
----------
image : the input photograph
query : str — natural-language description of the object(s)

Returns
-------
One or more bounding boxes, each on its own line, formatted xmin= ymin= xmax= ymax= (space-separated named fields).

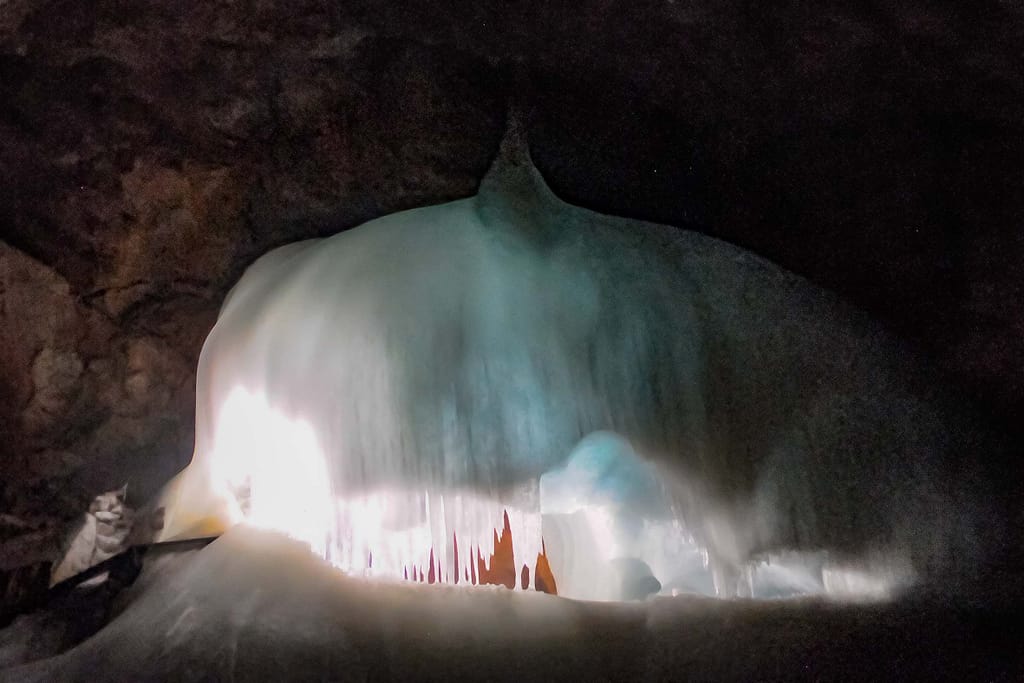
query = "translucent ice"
xmin=153 ymin=122 xmax=1007 ymax=600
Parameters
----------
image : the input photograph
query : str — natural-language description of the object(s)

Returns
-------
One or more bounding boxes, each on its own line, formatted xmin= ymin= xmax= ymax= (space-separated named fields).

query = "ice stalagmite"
xmin=154 ymin=120 xmax=1009 ymax=600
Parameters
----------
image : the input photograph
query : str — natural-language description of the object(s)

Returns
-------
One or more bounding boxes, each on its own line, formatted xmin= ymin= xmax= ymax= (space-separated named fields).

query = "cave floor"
xmin=1 ymin=527 xmax=1020 ymax=682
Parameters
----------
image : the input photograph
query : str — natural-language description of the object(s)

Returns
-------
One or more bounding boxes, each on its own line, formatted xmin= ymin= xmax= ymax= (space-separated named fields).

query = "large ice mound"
xmin=153 ymin=123 xmax=1007 ymax=600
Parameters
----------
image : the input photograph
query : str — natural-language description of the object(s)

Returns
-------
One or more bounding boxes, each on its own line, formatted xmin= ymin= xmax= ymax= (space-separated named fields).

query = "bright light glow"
xmin=208 ymin=387 xmax=332 ymax=557
xmin=193 ymin=391 xmax=550 ymax=591
xmin=155 ymin=385 xmax=908 ymax=602
xmin=169 ymin=390 xmax=905 ymax=602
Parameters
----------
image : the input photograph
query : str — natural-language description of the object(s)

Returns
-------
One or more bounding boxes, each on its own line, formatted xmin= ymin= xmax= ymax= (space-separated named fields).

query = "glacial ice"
xmin=152 ymin=122 xmax=1004 ymax=601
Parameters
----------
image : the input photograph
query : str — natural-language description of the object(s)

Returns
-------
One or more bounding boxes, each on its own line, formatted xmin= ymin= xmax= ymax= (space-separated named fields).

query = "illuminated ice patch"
xmin=158 ymin=390 xmax=904 ymax=602
xmin=208 ymin=387 xmax=333 ymax=557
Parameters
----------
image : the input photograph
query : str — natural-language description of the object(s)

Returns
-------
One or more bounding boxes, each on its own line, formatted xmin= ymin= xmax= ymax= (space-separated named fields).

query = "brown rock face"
xmin=1 ymin=0 xmax=1022 ymax=572
xmin=0 ymin=243 xmax=193 ymax=568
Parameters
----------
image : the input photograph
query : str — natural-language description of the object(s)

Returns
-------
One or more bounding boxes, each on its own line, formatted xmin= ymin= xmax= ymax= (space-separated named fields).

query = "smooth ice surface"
xmin=4 ymin=528 xmax=1021 ymax=682
xmin=154 ymin=124 xmax=1008 ymax=599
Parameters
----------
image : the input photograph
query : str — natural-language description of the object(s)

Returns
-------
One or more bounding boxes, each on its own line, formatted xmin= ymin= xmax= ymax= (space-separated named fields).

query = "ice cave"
xmin=128 ymin=122 xmax=1001 ymax=608
xmin=4 ymin=120 xmax=1020 ymax=683
xmin=3 ymin=3 xmax=1023 ymax=679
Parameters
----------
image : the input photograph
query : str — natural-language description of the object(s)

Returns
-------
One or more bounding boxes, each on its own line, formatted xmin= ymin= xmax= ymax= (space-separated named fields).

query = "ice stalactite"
xmin=153 ymin=119 xmax=1006 ymax=602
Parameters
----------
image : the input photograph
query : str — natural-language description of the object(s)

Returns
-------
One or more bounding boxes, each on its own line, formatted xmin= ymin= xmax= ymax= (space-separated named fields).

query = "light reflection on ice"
xmin=159 ymin=392 xmax=905 ymax=602
xmin=208 ymin=387 xmax=333 ymax=558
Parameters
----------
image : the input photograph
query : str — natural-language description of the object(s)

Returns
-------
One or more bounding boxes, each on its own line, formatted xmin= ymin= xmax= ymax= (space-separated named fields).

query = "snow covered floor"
xmin=2 ymin=526 xmax=1020 ymax=682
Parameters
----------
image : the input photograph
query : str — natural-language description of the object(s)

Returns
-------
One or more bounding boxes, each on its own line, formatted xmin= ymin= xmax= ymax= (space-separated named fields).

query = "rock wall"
xmin=1 ymin=0 xmax=1022 ymax=572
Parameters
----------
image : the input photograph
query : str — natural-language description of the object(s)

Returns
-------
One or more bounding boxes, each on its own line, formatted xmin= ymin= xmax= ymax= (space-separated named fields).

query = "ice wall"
xmin=156 ymin=123 xmax=1008 ymax=600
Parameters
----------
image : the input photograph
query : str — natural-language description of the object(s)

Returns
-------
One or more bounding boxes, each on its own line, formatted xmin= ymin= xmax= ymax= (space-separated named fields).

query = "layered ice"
xmin=153 ymin=123 xmax=1007 ymax=601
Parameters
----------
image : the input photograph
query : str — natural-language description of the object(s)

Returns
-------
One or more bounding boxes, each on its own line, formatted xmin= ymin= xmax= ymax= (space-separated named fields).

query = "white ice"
xmin=151 ymin=123 xmax=1004 ymax=601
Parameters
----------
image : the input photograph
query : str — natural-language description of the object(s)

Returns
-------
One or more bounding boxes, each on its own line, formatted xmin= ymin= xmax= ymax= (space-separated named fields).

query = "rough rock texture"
xmin=1 ymin=0 xmax=1022 ymax=575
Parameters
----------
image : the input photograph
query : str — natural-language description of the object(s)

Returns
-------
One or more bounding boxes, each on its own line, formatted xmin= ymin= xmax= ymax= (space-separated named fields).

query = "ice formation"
xmin=152 ymin=123 xmax=1004 ymax=601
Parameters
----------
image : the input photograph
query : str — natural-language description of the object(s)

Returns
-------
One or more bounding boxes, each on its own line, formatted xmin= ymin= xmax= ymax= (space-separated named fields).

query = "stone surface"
xmin=0 ymin=0 xmax=1022 ymax=574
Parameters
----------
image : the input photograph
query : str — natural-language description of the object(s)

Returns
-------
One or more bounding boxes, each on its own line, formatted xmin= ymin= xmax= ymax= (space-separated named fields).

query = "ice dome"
xmin=150 ymin=122 xmax=1008 ymax=601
